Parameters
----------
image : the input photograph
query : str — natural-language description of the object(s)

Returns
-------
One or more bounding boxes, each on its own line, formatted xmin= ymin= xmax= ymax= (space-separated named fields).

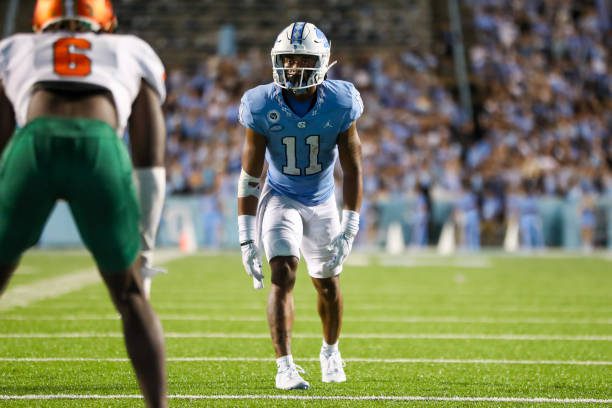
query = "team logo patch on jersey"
xmin=269 ymin=124 xmax=284 ymax=132
xmin=267 ymin=110 xmax=280 ymax=123
xmin=297 ymin=121 xmax=306 ymax=128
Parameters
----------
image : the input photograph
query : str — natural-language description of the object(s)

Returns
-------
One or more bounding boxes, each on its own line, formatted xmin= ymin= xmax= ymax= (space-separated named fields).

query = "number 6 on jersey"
xmin=53 ymin=37 xmax=92 ymax=77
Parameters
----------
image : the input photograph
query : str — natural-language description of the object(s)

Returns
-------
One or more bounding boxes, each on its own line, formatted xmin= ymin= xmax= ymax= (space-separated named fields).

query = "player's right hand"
xmin=240 ymin=240 xmax=264 ymax=290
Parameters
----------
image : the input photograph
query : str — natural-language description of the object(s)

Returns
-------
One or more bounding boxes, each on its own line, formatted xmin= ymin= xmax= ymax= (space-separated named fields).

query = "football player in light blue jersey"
xmin=237 ymin=22 xmax=363 ymax=390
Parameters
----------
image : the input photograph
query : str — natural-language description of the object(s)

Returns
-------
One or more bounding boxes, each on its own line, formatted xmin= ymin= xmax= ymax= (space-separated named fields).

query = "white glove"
xmin=324 ymin=210 xmax=360 ymax=271
xmin=139 ymin=252 xmax=167 ymax=299
xmin=238 ymin=214 xmax=264 ymax=290
xmin=140 ymin=263 xmax=167 ymax=279
xmin=324 ymin=232 xmax=355 ymax=271
xmin=240 ymin=240 xmax=264 ymax=289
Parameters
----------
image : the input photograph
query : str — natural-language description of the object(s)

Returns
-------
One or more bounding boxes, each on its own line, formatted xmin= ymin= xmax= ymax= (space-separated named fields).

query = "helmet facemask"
xmin=273 ymin=54 xmax=323 ymax=92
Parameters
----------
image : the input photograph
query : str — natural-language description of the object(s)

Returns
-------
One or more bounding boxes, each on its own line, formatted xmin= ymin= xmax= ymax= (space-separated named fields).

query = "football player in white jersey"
xmin=0 ymin=1 xmax=166 ymax=406
xmin=238 ymin=22 xmax=363 ymax=390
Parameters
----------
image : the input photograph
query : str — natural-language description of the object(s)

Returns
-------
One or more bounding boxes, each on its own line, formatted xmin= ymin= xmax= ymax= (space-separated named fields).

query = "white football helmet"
xmin=271 ymin=22 xmax=337 ymax=92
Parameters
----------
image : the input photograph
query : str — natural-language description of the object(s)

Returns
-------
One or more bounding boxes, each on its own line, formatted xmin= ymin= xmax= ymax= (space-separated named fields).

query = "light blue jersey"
xmin=239 ymin=80 xmax=363 ymax=206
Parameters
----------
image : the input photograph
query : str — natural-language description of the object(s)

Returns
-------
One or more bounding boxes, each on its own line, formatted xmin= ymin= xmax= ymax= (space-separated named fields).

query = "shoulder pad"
xmin=241 ymin=83 xmax=275 ymax=114
xmin=119 ymin=35 xmax=166 ymax=103
xmin=0 ymin=34 xmax=29 ymax=72
xmin=323 ymin=80 xmax=361 ymax=109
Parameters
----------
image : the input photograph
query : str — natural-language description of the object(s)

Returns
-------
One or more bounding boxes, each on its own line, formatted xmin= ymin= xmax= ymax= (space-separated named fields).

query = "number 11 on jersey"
xmin=282 ymin=135 xmax=322 ymax=176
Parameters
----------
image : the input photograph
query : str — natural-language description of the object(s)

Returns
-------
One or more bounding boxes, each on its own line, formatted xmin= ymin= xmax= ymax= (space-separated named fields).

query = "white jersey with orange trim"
xmin=0 ymin=31 xmax=165 ymax=135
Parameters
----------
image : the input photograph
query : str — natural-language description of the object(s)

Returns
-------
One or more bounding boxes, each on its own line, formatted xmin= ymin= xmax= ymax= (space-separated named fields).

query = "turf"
xmin=0 ymin=250 xmax=610 ymax=407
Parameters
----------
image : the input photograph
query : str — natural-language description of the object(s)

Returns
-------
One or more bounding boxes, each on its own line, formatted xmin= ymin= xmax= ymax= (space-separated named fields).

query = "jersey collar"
xmin=272 ymin=82 xmax=326 ymax=119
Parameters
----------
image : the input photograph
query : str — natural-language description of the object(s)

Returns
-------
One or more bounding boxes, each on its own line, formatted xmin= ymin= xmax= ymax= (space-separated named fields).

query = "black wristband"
xmin=240 ymin=239 xmax=255 ymax=246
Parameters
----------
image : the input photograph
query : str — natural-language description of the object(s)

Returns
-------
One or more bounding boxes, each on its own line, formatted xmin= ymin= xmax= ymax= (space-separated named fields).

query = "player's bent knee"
xmin=270 ymin=255 xmax=299 ymax=271
xmin=269 ymin=256 xmax=299 ymax=288
xmin=101 ymin=266 xmax=146 ymax=310
xmin=0 ymin=224 xmax=40 ymax=267
xmin=313 ymin=277 xmax=341 ymax=301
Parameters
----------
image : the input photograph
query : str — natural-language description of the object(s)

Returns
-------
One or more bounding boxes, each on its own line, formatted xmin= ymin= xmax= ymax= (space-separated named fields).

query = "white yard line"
xmin=16 ymin=302 xmax=612 ymax=314
xmin=0 ymin=332 xmax=610 ymax=341
xmin=0 ymin=357 xmax=610 ymax=366
xmin=2 ymin=314 xmax=609 ymax=325
xmin=0 ymin=251 xmax=184 ymax=311
xmin=348 ymin=255 xmax=492 ymax=268
xmin=347 ymin=304 xmax=612 ymax=313
xmin=0 ymin=394 xmax=610 ymax=404
xmin=380 ymin=259 xmax=492 ymax=268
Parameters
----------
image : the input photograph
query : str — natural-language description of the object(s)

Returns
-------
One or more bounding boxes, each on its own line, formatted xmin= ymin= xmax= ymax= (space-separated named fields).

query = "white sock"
xmin=276 ymin=355 xmax=294 ymax=370
xmin=321 ymin=340 xmax=339 ymax=356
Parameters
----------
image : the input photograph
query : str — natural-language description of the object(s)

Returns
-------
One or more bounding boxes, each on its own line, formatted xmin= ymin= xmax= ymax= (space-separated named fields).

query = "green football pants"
xmin=0 ymin=117 xmax=140 ymax=273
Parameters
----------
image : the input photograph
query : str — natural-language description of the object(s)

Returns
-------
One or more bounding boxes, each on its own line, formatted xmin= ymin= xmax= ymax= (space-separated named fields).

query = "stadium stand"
xmin=3 ymin=0 xmax=610 ymax=251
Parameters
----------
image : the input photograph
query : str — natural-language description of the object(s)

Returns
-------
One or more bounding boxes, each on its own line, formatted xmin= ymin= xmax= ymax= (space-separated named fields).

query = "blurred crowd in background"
xmin=157 ymin=0 xmax=610 ymax=250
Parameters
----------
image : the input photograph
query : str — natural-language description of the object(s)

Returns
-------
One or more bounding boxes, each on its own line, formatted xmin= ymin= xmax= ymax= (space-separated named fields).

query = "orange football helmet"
xmin=33 ymin=0 xmax=117 ymax=33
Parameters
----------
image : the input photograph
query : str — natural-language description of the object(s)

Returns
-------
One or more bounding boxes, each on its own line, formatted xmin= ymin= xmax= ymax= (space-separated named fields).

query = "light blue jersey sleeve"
xmin=238 ymin=85 xmax=270 ymax=135
xmin=342 ymin=82 xmax=364 ymax=132
xmin=325 ymin=80 xmax=364 ymax=132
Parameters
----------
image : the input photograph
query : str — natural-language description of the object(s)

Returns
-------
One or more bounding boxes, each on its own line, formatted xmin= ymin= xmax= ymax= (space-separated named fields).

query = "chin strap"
xmin=291 ymin=87 xmax=311 ymax=95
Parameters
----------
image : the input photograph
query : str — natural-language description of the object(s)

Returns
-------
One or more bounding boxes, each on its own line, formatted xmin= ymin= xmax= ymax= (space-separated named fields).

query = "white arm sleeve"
xmin=134 ymin=167 xmax=166 ymax=266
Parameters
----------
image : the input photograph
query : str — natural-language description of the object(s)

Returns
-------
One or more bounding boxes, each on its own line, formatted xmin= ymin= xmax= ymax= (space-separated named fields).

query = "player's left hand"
xmin=139 ymin=252 xmax=167 ymax=279
xmin=324 ymin=232 xmax=355 ymax=271
xmin=139 ymin=257 xmax=167 ymax=300
xmin=140 ymin=264 xmax=167 ymax=279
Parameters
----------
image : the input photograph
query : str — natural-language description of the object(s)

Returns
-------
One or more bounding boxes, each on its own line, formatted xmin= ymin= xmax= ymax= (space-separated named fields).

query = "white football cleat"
xmin=320 ymin=350 xmax=346 ymax=383
xmin=275 ymin=364 xmax=310 ymax=390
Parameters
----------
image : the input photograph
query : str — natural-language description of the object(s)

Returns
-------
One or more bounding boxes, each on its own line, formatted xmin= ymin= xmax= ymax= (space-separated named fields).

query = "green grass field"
xmin=0 ymin=250 xmax=611 ymax=407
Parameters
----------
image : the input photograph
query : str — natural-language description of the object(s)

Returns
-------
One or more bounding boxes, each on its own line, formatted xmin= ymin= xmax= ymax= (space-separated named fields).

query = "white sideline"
xmin=0 ymin=332 xmax=610 ymax=341
xmin=0 ymin=250 xmax=184 ymax=311
xmin=0 ymin=357 xmax=610 ymax=366
xmin=0 ymin=394 xmax=610 ymax=404
xmin=0 ymin=268 xmax=99 ymax=311
xmin=2 ymin=314 xmax=610 ymax=325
